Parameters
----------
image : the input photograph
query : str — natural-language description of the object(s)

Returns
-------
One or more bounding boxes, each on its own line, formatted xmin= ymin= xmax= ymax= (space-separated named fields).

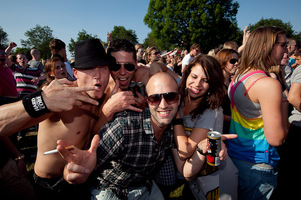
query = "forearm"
xmin=0 ymin=101 xmax=49 ymax=136
xmin=182 ymin=149 xmax=206 ymax=181
xmin=174 ymin=123 xmax=196 ymax=159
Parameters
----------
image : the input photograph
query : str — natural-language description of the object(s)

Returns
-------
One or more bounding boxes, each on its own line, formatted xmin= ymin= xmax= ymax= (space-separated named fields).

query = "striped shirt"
xmin=227 ymin=71 xmax=279 ymax=168
xmin=11 ymin=65 xmax=42 ymax=97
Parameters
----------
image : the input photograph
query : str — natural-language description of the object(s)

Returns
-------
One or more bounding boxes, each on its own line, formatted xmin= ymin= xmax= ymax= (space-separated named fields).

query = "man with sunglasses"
xmin=57 ymin=72 xmax=181 ymax=199
xmin=92 ymin=39 xmax=150 ymax=131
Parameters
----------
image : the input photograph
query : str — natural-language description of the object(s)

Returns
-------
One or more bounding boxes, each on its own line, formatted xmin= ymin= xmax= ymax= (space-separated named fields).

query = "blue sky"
xmin=1 ymin=0 xmax=300 ymax=58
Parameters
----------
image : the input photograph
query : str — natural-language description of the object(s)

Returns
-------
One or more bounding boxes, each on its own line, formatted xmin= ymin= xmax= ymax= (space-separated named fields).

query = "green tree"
xmin=110 ymin=26 xmax=138 ymax=45
xmin=144 ymin=0 xmax=241 ymax=52
xmin=21 ymin=25 xmax=54 ymax=59
xmin=68 ymin=30 xmax=100 ymax=58
xmin=248 ymin=18 xmax=301 ymax=44
xmin=0 ymin=26 xmax=9 ymax=49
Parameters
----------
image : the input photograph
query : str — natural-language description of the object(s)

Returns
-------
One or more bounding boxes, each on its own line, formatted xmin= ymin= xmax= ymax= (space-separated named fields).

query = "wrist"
xmin=22 ymin=90 xmax=50 ymax=118
xmin=197 ymin=146 xmax=206 ymax=156
xmin=173 ymin=118 xmax=183 ymax=126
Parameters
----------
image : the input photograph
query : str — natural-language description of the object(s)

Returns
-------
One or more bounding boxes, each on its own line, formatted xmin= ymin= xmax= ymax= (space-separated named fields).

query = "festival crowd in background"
xmin=0 ymin=25 xmax=300 ymax=200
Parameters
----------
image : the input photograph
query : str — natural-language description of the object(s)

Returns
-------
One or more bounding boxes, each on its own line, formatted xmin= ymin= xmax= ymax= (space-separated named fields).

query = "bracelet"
xmin=15 ymin=154 xmax=24 ymax=161
xmin=197 ymin=146 xmax=206 ymax=156
xmin=173 ymin=118 xmax=183 ymax=126
xmin=22 ymin=90 xmax=50 ymax=118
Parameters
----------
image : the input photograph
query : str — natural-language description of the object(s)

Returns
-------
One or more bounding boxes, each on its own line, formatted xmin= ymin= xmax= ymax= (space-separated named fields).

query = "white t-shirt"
xmin=181 ymin=53 xmax=194 ymax=66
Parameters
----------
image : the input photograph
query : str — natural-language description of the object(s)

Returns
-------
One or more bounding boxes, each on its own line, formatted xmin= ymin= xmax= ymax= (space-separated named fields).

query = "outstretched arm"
xmin=0 ymin=78 xmax=99 ymax=136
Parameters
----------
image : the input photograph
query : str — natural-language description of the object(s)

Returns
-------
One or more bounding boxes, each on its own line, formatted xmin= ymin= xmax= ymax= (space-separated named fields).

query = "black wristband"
xmin=22 ymin=90 xmax=50 ymax=118
xmin=173 ymin=118 xmax=183 ymax=126
xmin=197 ymin=146 xmax=206 ymax=156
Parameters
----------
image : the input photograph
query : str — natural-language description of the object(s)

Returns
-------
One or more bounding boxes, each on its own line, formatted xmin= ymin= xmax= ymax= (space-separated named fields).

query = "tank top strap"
xmin=230 ymin=70 xmax=267 ymax=107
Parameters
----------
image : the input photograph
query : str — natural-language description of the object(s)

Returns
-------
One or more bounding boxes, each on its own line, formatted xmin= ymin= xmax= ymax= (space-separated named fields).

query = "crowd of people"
xmin=0 ymin=25 xmax=300 ymax=200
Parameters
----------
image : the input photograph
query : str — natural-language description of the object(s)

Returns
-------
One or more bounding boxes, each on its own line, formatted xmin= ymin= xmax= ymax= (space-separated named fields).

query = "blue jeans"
xmin=91 ymin=181 xmax=164 ymax=200
xmin=231 ymin=157 xmax=277 ymax=200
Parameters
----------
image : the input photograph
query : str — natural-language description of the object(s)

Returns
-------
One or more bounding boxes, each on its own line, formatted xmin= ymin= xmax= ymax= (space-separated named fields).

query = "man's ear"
xmin=73 ymin=68 xmax=79 ymax=79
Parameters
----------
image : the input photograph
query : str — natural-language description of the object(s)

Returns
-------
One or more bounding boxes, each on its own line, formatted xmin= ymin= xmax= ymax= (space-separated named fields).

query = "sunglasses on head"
xmin=229 ymin=59 xmax=238 ymax=64
xmin=109 ymin=63 xmax=136 ymax=72
xmin=147 ymin=92 xmax=178 ymax=106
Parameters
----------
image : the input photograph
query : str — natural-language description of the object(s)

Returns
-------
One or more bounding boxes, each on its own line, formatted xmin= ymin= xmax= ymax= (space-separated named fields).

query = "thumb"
xmin=111 ymin=80 xmax=120 ymax=95
xmin=89 ymin=134 xmax=100 ymax=154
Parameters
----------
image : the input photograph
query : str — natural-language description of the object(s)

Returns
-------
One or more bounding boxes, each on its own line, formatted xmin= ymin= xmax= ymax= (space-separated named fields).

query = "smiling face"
xmin=186 ymin=64 xmax=210 ymax=100
xmin=110 ymin=51 xmax=137 ymax=90
xmin=146 ymin=73 xmax=180 ymax=129
xmin=73 ymin=65 xmax=110 ymax=100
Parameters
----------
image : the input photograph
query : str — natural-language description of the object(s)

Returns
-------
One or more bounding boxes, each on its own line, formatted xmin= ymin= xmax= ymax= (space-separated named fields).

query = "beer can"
xmin=129 ymin=81 xmax=137 ymax=97
xmin=136 ymin=82 xmax=146 ymax=97
xmin=206 ymin=131 xmax=221 ymax=166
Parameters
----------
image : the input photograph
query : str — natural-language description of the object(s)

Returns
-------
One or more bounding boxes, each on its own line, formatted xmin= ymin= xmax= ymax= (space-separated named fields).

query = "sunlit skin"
xmin=73 ymin=66 xmax=110 ymax=100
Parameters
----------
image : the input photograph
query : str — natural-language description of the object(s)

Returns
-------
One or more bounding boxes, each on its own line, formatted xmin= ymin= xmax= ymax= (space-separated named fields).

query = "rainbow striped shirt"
xmin=227 ymin=71 xmax=279 ymax=168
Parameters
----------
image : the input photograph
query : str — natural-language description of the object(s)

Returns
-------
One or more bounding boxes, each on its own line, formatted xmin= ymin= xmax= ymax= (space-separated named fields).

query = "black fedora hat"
xmin=73 ymin=39 xmax=115 ymax=69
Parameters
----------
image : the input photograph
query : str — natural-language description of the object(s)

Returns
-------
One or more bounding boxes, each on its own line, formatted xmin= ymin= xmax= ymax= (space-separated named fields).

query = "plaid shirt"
xmin=93 ymin=108 xmax=174 ymax=199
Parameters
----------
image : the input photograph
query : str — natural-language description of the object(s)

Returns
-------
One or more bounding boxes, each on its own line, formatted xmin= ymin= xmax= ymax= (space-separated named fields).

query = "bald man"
xmin=57 ymin=72 xmax=180 ymax=200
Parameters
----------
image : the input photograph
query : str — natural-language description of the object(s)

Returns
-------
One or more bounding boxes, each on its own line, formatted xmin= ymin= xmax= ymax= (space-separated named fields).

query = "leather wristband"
xmin=173 ymin=118 xmax=183 ymax=126
xmin=22 ymin=90 xmax=50 ymax=118
xmin=197 ymin=146 xmax=206 ymax=156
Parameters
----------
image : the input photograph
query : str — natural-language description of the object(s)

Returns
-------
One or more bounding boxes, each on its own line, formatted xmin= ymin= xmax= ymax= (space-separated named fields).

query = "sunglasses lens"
xmin=229 ymin=59 xmax=238 ymax=64
xmin=147 ymin=94 xmax=161 ymax=105
xmin=109 ymin=63 xmax=121 ymax=71
xmin=124 ymin=63 xmax=136 ymax=71
xmin=163 ymin=93 xmax=178 ymax=104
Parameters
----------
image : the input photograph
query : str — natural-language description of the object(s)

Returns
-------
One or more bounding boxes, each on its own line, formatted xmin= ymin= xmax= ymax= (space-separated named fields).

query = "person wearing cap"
xmin=0 ymin=39 xmax=116 ymax=200
xmin=30 ymin=39 xmax=117 ymax=200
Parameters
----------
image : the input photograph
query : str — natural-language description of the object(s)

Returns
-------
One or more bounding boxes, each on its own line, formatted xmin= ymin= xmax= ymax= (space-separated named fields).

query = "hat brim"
xmin=73 ymin=55 xmax=115 ymax=69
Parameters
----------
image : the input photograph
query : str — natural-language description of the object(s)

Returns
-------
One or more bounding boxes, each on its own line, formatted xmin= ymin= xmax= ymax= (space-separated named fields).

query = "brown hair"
xmin=43 ymin=57 xmax=64 ymax=86
xmin=215 ymin=48 xmax=238 ymax=70
xmin=236 ymin=26 xmax=286 ymax=80
xmin=179 ymin=54 xmax=225 ymax=119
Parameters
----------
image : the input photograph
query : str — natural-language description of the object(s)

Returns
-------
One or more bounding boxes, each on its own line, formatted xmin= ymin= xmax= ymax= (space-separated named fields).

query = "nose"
xmin=93 ymin=68 xmax=102 ymax=79
xmin=119 ymin=65 xmax=127 ymax=75
xmin=158 ymin=96 xmax=168 ymax=108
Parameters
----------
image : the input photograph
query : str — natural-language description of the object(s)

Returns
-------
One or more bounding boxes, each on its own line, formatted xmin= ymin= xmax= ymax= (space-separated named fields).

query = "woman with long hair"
xmin=172 ymin=54 xmax=238 ymax=199
xmin=227 ymin=26 xmax=289 ymax=199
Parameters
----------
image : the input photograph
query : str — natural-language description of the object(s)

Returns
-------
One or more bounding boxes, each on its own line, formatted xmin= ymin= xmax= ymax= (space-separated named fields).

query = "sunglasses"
xmin=275 ymin=41 xmax=289 ymax=48
xmin=147 ymin=92 xmax=178 ymax=106
xmin=229 ymin=59 xmax=238 ymax=64
xmin=109 ymin=63 xmax=136 ymax=72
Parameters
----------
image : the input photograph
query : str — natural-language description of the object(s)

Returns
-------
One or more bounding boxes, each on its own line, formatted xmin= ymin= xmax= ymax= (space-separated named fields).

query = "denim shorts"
xmin=231 ymin=157 xmax=277 ymax=200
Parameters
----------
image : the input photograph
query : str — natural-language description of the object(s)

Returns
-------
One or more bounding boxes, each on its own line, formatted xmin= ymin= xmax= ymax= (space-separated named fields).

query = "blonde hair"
xmin=236 ymin=26 xmax=286 ymax=79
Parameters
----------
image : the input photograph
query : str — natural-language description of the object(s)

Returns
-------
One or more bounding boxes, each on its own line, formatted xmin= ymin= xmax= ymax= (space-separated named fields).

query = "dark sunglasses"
xmin=147 ymin=92 xmax=178 ymax=106
xmin=109 ymin=63 xmax=136 ymax=72
xmin=229 ymin=59 xmax=238 ymax=64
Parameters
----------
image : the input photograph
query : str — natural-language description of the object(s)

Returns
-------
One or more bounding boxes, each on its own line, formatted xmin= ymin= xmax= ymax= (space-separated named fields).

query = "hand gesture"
xmin=198 ymin=134 xmax=237 ymax=160
xmin=57 ymin=134 xmax=100 ymax=184
xmin=42 ymin=78 xmax=99 ymax=112
xmin=102 ymin=80 xmax=143 ymax=117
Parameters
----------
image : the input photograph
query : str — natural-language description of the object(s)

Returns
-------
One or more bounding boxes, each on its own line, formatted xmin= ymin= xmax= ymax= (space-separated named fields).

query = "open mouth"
xmin=157 ymin=110 xmax=171 ymax=118
xmin=94 ymin=83 xmax=102 ymax=91
xmin=190 ymin=87 xmax=200 ymax=94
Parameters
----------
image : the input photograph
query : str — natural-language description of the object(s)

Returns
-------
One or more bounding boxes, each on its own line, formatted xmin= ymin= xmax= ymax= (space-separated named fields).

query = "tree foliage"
xmin=248 ymin=18 xmax=301 ymax=44
xmin=0 ymin=26 xmax=9 ymax=49
xmin=68 ymin=30 xmax=100 ymax=58
xmin=21 ymin=25 xmax=54 ymax=59
xmin=144 ymin=0 xmax=241 ymax=52
xmin=110 ymin=26 xmax=138 ymax=45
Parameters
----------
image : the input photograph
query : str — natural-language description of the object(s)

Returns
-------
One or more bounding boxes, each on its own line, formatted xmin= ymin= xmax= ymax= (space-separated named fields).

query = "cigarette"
xmin=43 ymin=145 xmax=74 ymax=155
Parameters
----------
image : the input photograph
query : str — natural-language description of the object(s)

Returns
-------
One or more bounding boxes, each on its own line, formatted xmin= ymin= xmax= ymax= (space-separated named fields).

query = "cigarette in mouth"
xmin=43 ymin=145 xmax=74 ymax=155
